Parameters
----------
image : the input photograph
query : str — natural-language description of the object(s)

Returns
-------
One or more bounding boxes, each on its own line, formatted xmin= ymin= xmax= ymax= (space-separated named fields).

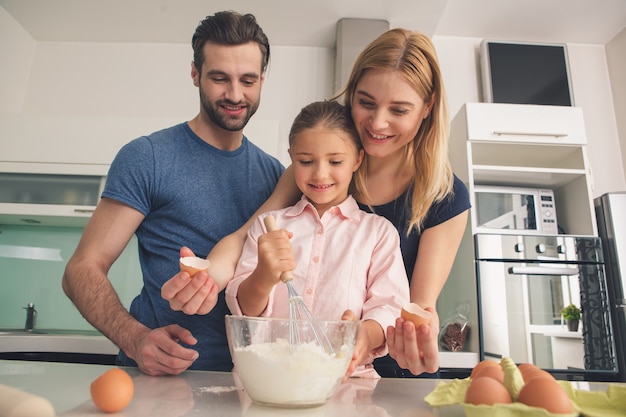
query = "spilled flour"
xmin=197 ymin=386 xmax=238 ymax=394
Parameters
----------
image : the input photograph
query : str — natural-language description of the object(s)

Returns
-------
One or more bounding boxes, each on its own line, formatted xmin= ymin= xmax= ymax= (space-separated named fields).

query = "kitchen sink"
xmin=0 ymin=328 xmax=118 ymax=358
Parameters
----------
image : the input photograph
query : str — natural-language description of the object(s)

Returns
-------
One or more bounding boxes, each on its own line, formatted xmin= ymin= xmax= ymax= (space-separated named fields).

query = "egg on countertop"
xmin=464 ymin=376 xmax=512 ymax=406
xmin=517 ymin=377 xmax=573 ymax=414
xmin=472 ymin=364 xmax=505 ymax=383
xmin=90 ymin=368 xmax=134 ymax=413
xmin=521 ymin=367 xmax=555 ymax=383
xmin=469 ymin=359 xmax=500 ymax=379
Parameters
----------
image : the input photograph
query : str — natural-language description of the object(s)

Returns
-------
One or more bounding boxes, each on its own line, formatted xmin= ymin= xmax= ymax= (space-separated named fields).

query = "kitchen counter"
xmin=0 ymin=360 xmax=617 ymax=417
xmin=0 ymin=330 xmax=118 ymax=356
xmin=0 ymin=329 xmax=477 ymax=370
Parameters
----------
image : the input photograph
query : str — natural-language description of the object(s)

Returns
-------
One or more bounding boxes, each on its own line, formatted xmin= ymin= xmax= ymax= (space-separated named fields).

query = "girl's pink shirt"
xmin=226 ymin=195 xmax=410 ymax=376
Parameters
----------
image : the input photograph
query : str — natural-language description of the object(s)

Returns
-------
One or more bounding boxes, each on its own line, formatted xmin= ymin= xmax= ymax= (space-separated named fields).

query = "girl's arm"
xmin=386 ymin=210 xmax=468 ymax=375
xmin=161 ymin=165 xmax=301 ymax=314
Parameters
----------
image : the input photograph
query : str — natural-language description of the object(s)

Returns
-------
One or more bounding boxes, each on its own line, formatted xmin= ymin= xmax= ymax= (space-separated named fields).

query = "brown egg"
xmin=400 ymin=303 xmax=432 ymax=328
xmin=90 ymin=368 xmax=134 ymax=413
xmin=179 ymin=256 xmax=211 ymax=276
xmin=465 ymin=376 xmax=512 ymax=405
xmin=470 ymin=359 xmax=501 ymax=379
xmin=522 ymin=367 xmax=555 ymax=383
xmin=518 ymin=378 xmax=573 ymax=414
xmin=517 ymin=363 xmax=537 ymax=374
xmin=473 ymin=364 xmax=505 ymax=383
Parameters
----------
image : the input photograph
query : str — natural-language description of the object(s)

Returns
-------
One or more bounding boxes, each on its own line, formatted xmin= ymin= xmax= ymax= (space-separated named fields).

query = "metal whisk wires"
xmin=286 ymin=286 xmax=333 ymax=354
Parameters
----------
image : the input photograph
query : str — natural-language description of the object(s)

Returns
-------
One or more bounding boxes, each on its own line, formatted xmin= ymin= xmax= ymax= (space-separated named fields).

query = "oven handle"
xmin=508 ymin=266 xmax=579 ymax=276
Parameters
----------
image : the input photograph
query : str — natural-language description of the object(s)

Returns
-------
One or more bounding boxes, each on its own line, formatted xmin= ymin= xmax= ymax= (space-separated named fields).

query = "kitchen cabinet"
xmin=449 ymin=102 xmax=597 ymax=236
xmin=0 ymin=163 xmax=107 ymax=226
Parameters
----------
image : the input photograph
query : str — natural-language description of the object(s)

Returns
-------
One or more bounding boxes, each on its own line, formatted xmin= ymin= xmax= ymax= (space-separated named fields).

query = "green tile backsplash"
xmin=0 ymin=224 xmax=142 ymax=331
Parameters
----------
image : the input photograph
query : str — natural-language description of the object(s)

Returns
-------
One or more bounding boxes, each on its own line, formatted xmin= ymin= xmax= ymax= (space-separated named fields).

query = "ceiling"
xmin=1 ymin=0 xmax=625 ymax=47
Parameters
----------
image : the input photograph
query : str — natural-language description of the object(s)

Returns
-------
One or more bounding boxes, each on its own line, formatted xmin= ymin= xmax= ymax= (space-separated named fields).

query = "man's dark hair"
xmin=192 ymin=11 xmax=270 ymax=74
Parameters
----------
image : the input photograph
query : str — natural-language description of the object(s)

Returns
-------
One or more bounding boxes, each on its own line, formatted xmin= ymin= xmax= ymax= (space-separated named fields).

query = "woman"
xmin=162 ymin=28 xmax=470 ymax=377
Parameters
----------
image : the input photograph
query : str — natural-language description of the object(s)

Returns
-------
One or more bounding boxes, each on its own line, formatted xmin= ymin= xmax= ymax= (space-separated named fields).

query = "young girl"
xmin=225 ymin=100 xmax=409 ymax=378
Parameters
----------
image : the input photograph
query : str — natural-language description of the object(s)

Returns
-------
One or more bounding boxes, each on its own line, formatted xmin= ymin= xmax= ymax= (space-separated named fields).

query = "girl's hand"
xmin=340 ymin=310 xmax=385 ymax=382
xmin=255 ymin=226 xmax=295 ymax=288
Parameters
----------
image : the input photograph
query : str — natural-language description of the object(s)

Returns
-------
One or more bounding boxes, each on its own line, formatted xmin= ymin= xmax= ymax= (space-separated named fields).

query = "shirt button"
xmin=317 ymin=228 xmax=324 ymax=235
xmin=312 ymin=256 xmax=320 ymax=263
xmin=306 ymin=288 xmax=313 ymax=295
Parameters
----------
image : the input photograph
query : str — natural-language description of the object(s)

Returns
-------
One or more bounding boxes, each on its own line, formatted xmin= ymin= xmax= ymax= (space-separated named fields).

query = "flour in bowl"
xmin=232 ymin=338 xmax=352 ymax=407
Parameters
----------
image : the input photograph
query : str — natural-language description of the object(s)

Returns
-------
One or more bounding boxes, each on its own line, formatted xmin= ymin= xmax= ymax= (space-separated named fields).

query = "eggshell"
xmin=470 ymin=360 xmax=501 ymax=379
xmin=518 ymin=377 xmax=573 ymax=414
xmin=179 ymin=256 xmax=211 ymax=276
xmin=90 ymin=368 xmax=134 ymax=413
xmin=473 ymin=364 xmax=505 ymax=383
xmin=464 ymin=376 xmax=512 ymax=406
xmin=400 ymin=303 xmax=433 ymax=328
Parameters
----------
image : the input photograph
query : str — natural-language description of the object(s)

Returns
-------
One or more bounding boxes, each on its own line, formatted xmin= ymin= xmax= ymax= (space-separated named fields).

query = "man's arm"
xmin=62 ymin=198 xmax=199 ymax=375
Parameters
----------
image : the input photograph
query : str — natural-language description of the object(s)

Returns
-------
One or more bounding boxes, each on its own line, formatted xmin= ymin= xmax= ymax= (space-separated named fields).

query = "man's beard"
xmin=200 ymin=90 xmax=259 ymax=132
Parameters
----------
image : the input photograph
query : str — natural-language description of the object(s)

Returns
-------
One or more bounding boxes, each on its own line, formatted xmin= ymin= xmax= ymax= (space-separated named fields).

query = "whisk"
xmin=263 ymin=215 xmax=333 ymax=354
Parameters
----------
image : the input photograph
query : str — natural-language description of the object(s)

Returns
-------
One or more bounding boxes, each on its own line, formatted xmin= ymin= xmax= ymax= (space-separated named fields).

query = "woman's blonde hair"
xmin=334 ymin=28 xmax=453 ymax=234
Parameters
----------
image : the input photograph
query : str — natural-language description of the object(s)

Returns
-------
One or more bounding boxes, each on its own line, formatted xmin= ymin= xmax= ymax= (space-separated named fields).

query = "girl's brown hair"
xmin=289 ymin=100 xmax=361 ymax=153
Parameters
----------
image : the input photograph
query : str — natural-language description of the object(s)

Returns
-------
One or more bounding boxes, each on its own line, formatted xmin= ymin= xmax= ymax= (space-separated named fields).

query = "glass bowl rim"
xmin=225 ymin=314 xmax=360 ymax=327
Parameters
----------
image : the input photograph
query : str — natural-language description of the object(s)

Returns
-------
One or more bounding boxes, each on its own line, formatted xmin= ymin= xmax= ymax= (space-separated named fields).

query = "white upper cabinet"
xmin=0 ymin=166 xmax=106 ymax=227
xmin=462 ymin=103 xmax=587 ymax=145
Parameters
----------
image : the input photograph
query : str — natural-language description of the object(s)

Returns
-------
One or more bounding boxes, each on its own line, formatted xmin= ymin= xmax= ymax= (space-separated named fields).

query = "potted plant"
xmin=562 ymin=304 xmax=581 ymax=332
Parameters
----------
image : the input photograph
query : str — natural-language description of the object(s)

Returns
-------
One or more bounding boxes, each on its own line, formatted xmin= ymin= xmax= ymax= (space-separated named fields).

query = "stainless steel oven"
xmin=475 ymin=234 xmax=619 ymax=380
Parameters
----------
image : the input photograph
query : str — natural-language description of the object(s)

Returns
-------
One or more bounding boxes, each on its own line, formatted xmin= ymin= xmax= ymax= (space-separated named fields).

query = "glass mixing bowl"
xmin=225 ymin=315 xmax=359 ymax=408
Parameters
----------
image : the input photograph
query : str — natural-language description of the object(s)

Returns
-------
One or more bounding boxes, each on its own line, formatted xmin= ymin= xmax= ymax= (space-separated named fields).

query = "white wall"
xmin=0 ymin=6 xmax=36 ymax=113
xmin=606 ymin=27 xmax=626 ymax=184
xmin=1 ymin=7 xmax=624 ymax=194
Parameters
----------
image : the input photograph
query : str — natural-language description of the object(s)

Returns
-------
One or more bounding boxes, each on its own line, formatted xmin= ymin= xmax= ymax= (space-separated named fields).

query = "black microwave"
xmin=473 ymin=185 xmax=558 ymax=235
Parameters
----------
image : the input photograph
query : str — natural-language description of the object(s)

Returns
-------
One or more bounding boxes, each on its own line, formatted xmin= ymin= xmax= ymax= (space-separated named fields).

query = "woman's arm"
xmin=386 ymin=210 xmax=468 ymax=375
xmin=161 ymin=165 xmax=301 ymax=314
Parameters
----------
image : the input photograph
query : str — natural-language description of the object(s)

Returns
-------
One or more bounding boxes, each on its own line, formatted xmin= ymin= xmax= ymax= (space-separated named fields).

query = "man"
xmin=62 ymin=11 xmax=284 ymax=376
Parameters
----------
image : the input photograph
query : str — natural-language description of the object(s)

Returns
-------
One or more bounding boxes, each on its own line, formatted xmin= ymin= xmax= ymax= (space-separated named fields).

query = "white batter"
xmin=232 ymin=339 xmax=352 ymax=407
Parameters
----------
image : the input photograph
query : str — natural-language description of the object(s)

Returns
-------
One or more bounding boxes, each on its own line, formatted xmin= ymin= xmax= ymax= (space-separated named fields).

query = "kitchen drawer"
xmin=462 ymin=102 xmax=587 ymax=145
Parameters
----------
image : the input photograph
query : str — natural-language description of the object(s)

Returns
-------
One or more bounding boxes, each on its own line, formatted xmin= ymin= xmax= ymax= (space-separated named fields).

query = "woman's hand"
xmin=386 ymin=307 xmax=440 ymax=375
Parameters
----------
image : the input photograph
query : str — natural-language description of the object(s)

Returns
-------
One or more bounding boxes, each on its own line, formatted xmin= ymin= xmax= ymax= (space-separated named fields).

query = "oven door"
xmin=476 ymin=260 xmax=616 ymax=374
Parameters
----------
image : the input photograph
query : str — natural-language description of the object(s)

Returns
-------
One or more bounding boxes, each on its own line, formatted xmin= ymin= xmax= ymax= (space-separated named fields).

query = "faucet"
xmin=24 ymin=302 xmax=37 ymax=331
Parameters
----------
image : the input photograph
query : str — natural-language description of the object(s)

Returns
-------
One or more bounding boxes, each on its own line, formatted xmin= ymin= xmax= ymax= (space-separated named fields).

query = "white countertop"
xmin=0 ymin=360 xmax=445 ymax=417
xmin=0 ymin=360 xmax=617 ymax=417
